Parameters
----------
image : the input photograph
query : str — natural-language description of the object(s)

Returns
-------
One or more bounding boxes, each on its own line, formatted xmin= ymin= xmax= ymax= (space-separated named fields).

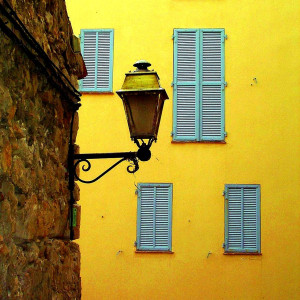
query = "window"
xmin=173 ymin=29 xmax=226 ymax=141
xmin=224 ymin=185 xmax=261 ymax=253
xmin=136 ymin=183 xmax=172 ymax=251
xmin=80 ymin=29 xmax=114 ymax=92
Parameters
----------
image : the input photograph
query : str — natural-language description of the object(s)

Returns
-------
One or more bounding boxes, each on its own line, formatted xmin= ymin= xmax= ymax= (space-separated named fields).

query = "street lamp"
xmin=68 ymin=60 xmax=168 ymax=240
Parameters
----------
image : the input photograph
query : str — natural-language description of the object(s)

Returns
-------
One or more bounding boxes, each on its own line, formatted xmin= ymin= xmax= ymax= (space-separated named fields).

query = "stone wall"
xmin=0 ymin=0 xmax=84 ymax=298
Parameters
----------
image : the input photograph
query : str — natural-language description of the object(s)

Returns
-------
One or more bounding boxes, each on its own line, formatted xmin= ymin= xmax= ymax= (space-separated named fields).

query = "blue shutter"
xmin=173 ymin=29 xmax=225 ymax=141
xmin=200 ymin=29 xmax=225 ymax=141
xmin=80 ymin=29 xmax=113 ymax=92
xmin=173 ymin=29 xmax=200 ymax=141
xmin=137 ymin=184 xmax=172 ymax=251
xmin=224 ymin=185 xmax=261 ymax=253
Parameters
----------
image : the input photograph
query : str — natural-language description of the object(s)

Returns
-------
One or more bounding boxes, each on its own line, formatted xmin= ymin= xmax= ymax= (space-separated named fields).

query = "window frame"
xmin=79 ymin=29 xmax=114 ymax=93
xmin=224 ymin=184 xmax=261 ymax=254
xmin=136 ymin=183 xmax=173 ymax=252
xmin=173 ymin=28 xmax=226 ymax=142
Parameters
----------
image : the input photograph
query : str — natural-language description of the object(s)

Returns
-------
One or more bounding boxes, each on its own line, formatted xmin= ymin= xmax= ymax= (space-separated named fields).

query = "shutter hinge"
xmin=223 ymin=190 xmax=228 ymax=199
xmin=134 ymin=241 xmax=137 ymax=247
xmin=135 ymin=189 xmax=138 ymax=195
xmin=172 ymin=34 xmax=175 ymax=40
xmin=222 ymin=242 xmax=226 ymax=248
xmin=171 ymin=131 xmax=174 ymax=137
xmin=224 ymin=131 xmax=227 ymax=137
xmin=224 ymin=81 xmax=227 ymax=87
xmin=171 ymin=81 xmax=174 ymax=87
xmin=222 ymin=34 xmax=227 ymax=43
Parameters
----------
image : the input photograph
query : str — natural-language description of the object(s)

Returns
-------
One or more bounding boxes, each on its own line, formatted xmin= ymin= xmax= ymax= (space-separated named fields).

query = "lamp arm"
xmin=73 ymin=152 xmax=139 ymax=184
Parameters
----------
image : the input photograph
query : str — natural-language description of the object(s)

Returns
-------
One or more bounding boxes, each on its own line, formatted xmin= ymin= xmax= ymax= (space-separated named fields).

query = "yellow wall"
xmin=66 ymin=0 xmax=300 ymax=299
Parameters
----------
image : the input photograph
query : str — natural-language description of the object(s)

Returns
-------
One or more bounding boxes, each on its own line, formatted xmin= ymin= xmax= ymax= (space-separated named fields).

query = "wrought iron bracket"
xmin=71 ymin=151 xmax=140 ymax=185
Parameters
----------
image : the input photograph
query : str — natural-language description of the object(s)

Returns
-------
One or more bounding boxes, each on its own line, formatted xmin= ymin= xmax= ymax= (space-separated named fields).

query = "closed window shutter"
xmin=137 ymin=184 xmax=172 ymax=251
xmin=80 ymin=29 xmax=113 ymax=92
xmin=200 ymin=30 xmax=225 ymax=140
xmin=173 ymin=30 xmax=199 ymax=141
xmin=225 ymin=185 xmax=261 ymax=253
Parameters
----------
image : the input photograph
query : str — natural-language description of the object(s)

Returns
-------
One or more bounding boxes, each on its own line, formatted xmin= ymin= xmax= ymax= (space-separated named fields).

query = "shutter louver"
xmin=228 ymin=188 xmax=242 ymax=249
xmin=82 ymin=32 xmax=97 ymax=90
xmin=177 ymin=32 xmax=197 ymax=82
xmin=140 ymin=187 xmax=155 ymax=249
xmin=80 ymin=30 xmax=113 ymax=92
xmin=201 ymin=85 xmax=222 ymax=137
xmin=155 ymin=186 xmax=170 ymax=248
xmin=97 ymin=31 xmax=111 ymax=90
xmin=243 ymin=188 xmax=258 ymax=249
xmin=176 ymin=85 xmax=196 ymax=138
xmin=200 ymin=30 xmax=224 ymax=140
xmin=225 ymin=185 xmax=260 ymax=253
xmin=137 ymin=184 xmax=172 ymax=251
xmin=174 ymin=30 xmax=198 ymax=140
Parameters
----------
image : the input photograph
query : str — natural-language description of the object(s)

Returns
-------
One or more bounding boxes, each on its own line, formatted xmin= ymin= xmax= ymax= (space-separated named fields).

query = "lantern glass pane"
xmin=154 ymin=96 xmax=164 ymax=137
xmin=124 ymin=92 xmax=159 ymax=139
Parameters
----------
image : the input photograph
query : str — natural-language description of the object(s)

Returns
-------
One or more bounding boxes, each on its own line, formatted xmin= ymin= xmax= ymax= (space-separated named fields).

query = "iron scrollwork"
xmin=73 ymin=155 xmax=139 ymax=184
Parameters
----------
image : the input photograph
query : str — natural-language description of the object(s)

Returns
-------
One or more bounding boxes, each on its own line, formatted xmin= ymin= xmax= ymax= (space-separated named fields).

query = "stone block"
xmin=0 ymin=0 xmax=83 ymax=297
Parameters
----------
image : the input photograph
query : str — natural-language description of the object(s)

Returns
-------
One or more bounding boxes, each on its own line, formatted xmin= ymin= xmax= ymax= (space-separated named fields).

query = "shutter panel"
xmin=243 ymin=188 xmax=258 ymax=250
xmin=225 ymin=185 xmax=260 ymax=253
xmin=173 ymin=30 xmax=199 ymax=141
xmin=227 ymin=187 xmax=243 ymax=250
xmin=97 ymin=31 xmax=113 ymax=90
xmin=81 ymin=31 xmax=97 ymax=90
xmin=200 ymin=30 xmax=225 ymax=140
xmin=137 ymin=184 xmax=172 ymax=251
xmin=139 ymin=186 xmax=155 ymax=249
xmin=80 ymin=30 xmax=113 ymax=92
xmin=155 ymin=186 xmax=171 ymax=250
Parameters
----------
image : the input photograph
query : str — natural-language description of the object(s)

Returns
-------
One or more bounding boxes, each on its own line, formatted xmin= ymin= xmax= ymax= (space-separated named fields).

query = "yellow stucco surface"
xmin=66 ymin=0 xmax=300 ymax=299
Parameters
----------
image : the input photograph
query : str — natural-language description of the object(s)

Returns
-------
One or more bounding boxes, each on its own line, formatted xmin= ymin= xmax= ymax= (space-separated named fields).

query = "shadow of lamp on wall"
xmin=68 ymin=60 xmax=169 ymax=240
